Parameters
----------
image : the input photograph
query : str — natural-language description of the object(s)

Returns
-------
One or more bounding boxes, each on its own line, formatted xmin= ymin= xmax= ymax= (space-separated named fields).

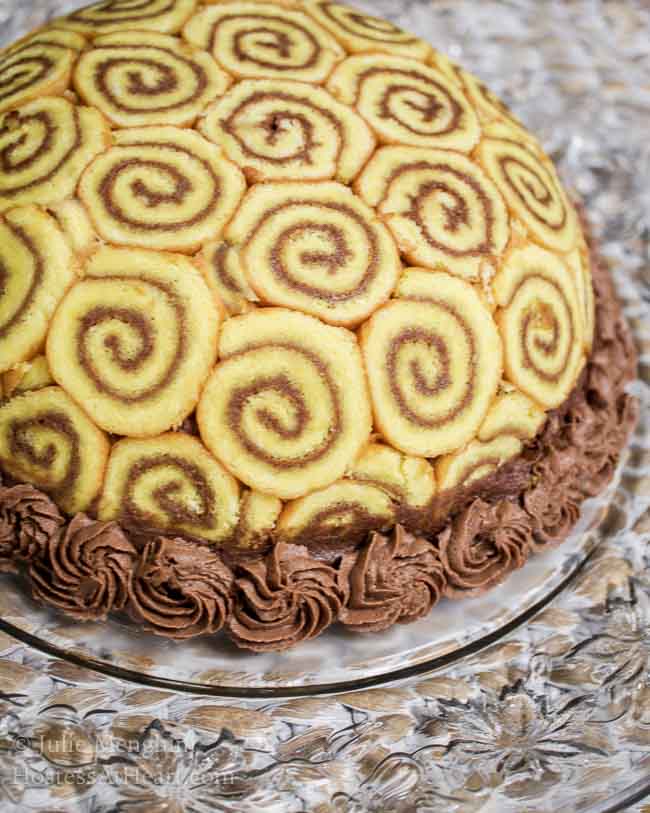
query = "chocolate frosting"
xmin=438 ymin=499 xmax=532 ymax=597
xmin=0 ymin=485 xmax=64 ymax=573
xmin=128 ymin=538 xmax=234 ymax=639
xmin=29 ymin=514 xmax=136 ymax=620
xmin=340 ymin=526 xmax=446 ymax=632
xmin=228 ymin=543 xmax=345 ymax=651
xmin=0 ymin=213 xmax=639 ymax=649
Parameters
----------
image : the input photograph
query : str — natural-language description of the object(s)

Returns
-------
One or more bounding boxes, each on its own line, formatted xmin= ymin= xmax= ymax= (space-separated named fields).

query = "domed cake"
xmin=0 ymin=0 xmax=637 ymax=650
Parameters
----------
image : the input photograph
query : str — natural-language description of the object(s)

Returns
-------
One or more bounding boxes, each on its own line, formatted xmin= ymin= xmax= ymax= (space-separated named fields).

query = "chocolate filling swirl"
xmin=0 ymin=221 xmax=43 ymax=339
xmin=498 ymin=154 xmax=567 ymax=232
xmin=319 ymin=3 xmax=416 ymax=43
xmin=97 ymin=144 xmax=221 ymax=232
xmin=358 ymin=66 xmax=463 ymax=136
xmin=8 ymin=411 xmax=81 ymax=507
xmin=66 ymin=0 xmax=181 ymax=27
xmin=225 ymin=343 xmax=343 ymax=470
xmin=211 ymin=15 xmax=322 ymax=72
xmin=0 ymin=107 xmax=81 ymax=195
xmin=75 ymin=279 xmax=185 ymax=404
xmin=92 ymin=47 xmax=207 ymax=114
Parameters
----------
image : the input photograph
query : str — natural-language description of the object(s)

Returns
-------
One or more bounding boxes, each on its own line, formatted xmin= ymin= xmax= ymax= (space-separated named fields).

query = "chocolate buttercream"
xmin=29 ymin=514 xmax=136 ymax=620
xmin=438 ymin=499 xmax=532 ymax=597
xmin=0 ymin=485 xmax=64 ymax=573
xmin=128 ymin=537 xmax=234 ymax=639
xmin=340 ymin=526 xmax=446 ymax=632
xmin=228 ymin=543 xmax=345 ymax=651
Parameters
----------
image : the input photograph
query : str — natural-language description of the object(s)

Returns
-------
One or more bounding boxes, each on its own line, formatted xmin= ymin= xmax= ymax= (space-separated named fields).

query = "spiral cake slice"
xmin=277 ymin=480 xmax=395 ymax=544
xmin=197 ymin=308 xmax=372 ymax=500
xmin=356 ymin=146 xmax=510 ymax=280
xmin=183 ymin=2 xmax=344 ymax=83
xmin=197 ymin=240 xmax=257 ymax=316
xmin=0 ymin=97 xmax=109 ymax=212
xmin=0 ymin=386 xmax=110 ymax=514
xmin=361 ymin=268 xmax=502 ymax=458
xmin=304 ymin=1 xmax=431 ymax=59
xmin=477 ymin=136 xmax=578 ymax=253
xmin=2 ymin=355 xmax=54 ymax=398
xmin=0 ymin=29 xmax=85 ymax=114
xmin=61 ymin=0 xmax=198 ymax=35
xmin=199 ymin=79 xmax=375 ymax=183
xmin=0 ymin=206 xmax=77 ymax=374
xmin=74 ymin=31 xmax=231 ymax=128
xmin=78 ymin=126 xmax=246 ymax=253
xmin=436 ymin=391 xmax=546 ymax=491
xmin=327 ymin=54 xmax=480 ymax=151
xmin=494 ymin=244 xmax=585 ymax=408
xmin=50 ymin=198 xmax=99 ymax=259
xmin=233 ymin=490 xmax=282 ymax=550
xmin=348 ymin=442 xmax=437 ymax=509
xmin=99 ymin=433 xmax=240 ymax=542
xmin=431 ymin=52 xmax=534 ymax=141
xmin=226 ymin=182 xmax=402 ymax=327
xmin=567 ymin=237 xmax=596 ymax=351
xmin=46 ymin=246 xmax=221 ymax=437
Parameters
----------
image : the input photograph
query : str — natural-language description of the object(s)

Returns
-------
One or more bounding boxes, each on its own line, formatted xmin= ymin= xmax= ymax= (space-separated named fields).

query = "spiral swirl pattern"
xmin=0 ymin=387 xmax=110 ymax=514
xmin=46 ymin=247 xmax=222 ymax=437
xmin=226 ymin=182 xmax=401 ymax=327
xmin=199 ymin=79 xmax=375 ymax=183
xmin=0 ymin=29 xmax=85 ymax=114
xmin=306 ymin=1 xmax=431 ymax=59
xmin=478 ymin=136 xmax=578 ymax=253
xmin=277 ymin=480 xmax=395 ymax=545
xmin=61 ymin=0 xmax=197 ymax=34
xmin=183 ymin=3 xmax=344 ymax=83
xmin=328 ymin=54 xmax=480 ymax=151
xmin=0 ymin=206 xmax=77 ymax=374
xmin=0 ymin=97 xmax=108 ymax=212
xmin=357 ymin=146 xmax=510 ymax=280
xmin=78 ymin=126 xmax=246 ymax=253
xmin=197 ymin=308 xmax=372 ymax=500
xmin=99 ymin=433 xmax=240 ymax=542
xmin=361 ymin=269 xmax=502 ymax=458
xmin=74 ymin=32 xmax=230 ymax=127
xmin=494 ymin=244 xmax=585 ymax=408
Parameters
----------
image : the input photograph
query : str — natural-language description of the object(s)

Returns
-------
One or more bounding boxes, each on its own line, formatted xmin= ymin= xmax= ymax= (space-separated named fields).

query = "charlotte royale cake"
xmin=0 ymin=0 xmax=637 ymax=650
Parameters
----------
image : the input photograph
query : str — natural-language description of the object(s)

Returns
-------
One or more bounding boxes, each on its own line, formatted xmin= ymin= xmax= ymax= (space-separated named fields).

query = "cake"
xmin=0 ymin=0 xmax=637 ymax=651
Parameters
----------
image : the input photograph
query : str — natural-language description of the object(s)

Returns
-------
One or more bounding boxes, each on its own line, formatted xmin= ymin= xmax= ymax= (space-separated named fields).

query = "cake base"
xmin=0 ymin=230 xmax=638 ymax=653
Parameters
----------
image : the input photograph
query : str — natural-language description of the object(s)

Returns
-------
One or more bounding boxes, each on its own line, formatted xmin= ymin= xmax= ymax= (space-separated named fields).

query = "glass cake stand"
xmin=0 ymin=491 xmax=617 ymax=698
xmin=1 ymin=1 xmax=650 ymax=812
